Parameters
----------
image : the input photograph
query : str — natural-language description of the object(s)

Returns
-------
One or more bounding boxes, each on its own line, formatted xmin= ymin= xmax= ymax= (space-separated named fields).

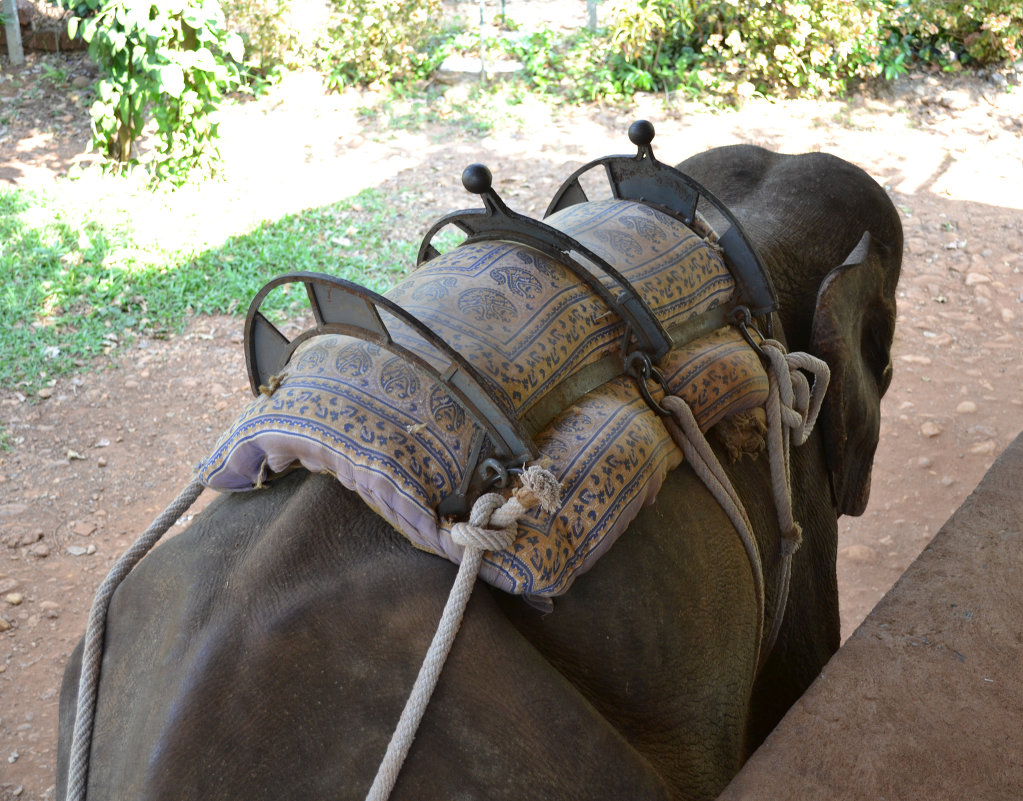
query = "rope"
xmin=66 ymin=474 xmax=206 ymax=801
xmin=365 ymin=465 xmax=560 ymax=801
xmin=660 ymin=338 xmax=829 ymax=674
xmin=660 ymin=395 xmax=766 ymax=669
xmin=758 ymin=340 xmax=829 ymax=661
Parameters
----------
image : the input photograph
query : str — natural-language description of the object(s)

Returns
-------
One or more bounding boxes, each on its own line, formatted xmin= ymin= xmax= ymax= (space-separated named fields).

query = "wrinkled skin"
xmin=56 ymin=146 xmax=902 ymax=801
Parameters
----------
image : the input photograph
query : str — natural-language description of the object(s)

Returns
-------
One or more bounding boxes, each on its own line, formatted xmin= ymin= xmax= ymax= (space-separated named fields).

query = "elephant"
xmin=56 ymin=144 xmax=902 ymax=801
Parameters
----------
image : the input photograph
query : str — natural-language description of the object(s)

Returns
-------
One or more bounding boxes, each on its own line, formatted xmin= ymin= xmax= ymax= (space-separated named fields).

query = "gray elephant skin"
xmin=56 ymin=144 xmax=903 ymax=801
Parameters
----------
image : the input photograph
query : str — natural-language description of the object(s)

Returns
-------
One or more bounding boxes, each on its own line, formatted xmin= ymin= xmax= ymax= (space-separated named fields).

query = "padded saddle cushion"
xmin=199 ymin=199 xmax=768 ymax=596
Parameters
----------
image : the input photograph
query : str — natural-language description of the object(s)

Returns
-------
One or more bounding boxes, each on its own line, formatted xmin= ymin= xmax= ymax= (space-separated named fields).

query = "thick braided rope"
xmin=67 ymin=474 xmax=206 ymax=801
xmin=759 ymin=340 xmax=830 ymax=660
xmin=365 ymin=466 xmax=560 ymax=801
xmin=760 ymin=340 xmax=830 ymax=543
xmin=660 ymin=339 xmax=829 ymax=674
xmin=660 ymin=395 xmax=766 ymax=670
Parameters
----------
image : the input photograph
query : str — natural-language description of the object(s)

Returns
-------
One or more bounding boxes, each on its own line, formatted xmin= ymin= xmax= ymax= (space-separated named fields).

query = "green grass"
xmin=0 ymin=183 xmax=430 ymax=397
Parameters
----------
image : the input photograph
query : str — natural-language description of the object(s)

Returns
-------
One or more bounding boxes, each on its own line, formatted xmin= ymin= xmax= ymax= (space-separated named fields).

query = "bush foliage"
xmin=885 ymin=0 xmax=1023 ymax=65
xmin=694 ymin=0 xmax=886 ymax=97
xmin=221 ymin=0 xmax=296 ymax=71
xmin=319 ymin=0 xmax=448 ymax=90
xmin=495 ymin=0 xmax=1023 ymax=102
xmin=74 ymin=0 xmax=1023 ymax=184
xmin=70 ymin=0 xmax=243 ymax=183
xmin=595 ymin=0 xmax=1023 ymax=100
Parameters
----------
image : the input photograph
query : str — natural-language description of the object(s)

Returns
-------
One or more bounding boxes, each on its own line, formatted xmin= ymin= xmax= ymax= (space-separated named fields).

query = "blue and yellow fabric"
xmin=198 ymin=198 xmax=768 ymax=596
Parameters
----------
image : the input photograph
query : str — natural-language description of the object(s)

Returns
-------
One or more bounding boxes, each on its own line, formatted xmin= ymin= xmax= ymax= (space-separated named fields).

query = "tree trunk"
xmin=2 ymin=0 xmax=25 ymax=65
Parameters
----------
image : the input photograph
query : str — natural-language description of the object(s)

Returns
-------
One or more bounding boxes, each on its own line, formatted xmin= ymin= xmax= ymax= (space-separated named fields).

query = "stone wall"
xmin=719 ymin=430 xmax=1023 ymax=799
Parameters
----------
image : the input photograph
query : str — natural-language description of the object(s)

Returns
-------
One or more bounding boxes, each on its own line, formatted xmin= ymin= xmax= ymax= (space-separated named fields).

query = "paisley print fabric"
xmin=199 ymin=199 xmax=769 ymax=596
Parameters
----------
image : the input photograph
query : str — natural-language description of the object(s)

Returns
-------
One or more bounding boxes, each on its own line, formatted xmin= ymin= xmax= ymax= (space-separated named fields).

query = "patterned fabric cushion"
xmin=199 ymin=199 xmax=768 ymax=596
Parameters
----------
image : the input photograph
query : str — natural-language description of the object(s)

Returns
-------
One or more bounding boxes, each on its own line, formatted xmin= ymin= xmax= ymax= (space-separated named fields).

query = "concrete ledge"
xmin=434 ymin=55 xmax=524 ymax=84
xmin=720 ymin=431 xmax=1023 ymax=800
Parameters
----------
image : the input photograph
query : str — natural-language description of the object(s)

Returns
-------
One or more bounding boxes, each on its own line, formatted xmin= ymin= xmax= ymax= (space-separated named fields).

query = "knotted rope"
xmin=365 ymin=465 xmax=560 ymax=801
xmin=759 ymin=340 xmax=829 ymax=656
xmin=660 ymin=337 xmax=829 ymax=672
xmin=67 ymin=474 xmax=206 ymax=801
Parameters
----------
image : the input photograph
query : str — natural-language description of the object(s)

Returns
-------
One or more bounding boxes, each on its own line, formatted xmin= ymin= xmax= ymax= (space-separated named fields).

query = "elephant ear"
xmin=809 ymin=232 xmax=897 ymax=516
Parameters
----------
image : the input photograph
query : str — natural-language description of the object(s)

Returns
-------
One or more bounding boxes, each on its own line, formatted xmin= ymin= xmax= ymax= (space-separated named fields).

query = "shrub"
xmin=883 ymin=1 xmax=1023 ymax=66
xmin=600 ymin=0 xmax=1023 ymax=100
xmin=599 ymin=0 xmax=707 ymax=97
xmin=320 ymin=0 xmax=448 ymax=89
xmin=704 ymin=0 xmax=887 ymax=96
xmin=499 ymin=28 xmax=635 ymax=102
xmin=70 ymin=0 xmax=243 ymax=184
xmin=603 ymin=0 xmax=888 ymax=99
xmin=221 ymin=0 xmax=297 ymax=72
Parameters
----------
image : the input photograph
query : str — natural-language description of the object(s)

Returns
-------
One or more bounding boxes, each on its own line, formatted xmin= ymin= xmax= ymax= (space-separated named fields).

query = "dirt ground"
xmin=1 ymin=42 xmax=1022 ymax=800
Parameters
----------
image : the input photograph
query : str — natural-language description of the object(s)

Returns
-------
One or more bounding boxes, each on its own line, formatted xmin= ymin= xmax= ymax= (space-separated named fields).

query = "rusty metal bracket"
xmin=417 ymin=163 xmax=673 ymax=362
xmin=546 ymin=120 xmax=778 ymax=323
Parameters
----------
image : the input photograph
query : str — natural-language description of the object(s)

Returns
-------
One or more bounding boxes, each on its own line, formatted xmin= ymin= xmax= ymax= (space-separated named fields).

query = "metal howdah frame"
xmin=242 ymin=121 xmax=778 ymax=513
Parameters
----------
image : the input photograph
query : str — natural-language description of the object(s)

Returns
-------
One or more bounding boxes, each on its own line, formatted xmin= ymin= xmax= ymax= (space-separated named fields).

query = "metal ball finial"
xmin=628 ymin=120 xmax=655 ymax=148
xmin=462 ymin=163 xmax=493 ymax=195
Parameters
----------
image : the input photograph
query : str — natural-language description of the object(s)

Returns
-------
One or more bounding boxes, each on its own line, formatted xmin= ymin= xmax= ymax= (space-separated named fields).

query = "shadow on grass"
xmin=0 ymin=184 xmax=437 ymax=401
xmin=185 ymin=188 xmax=418 ymax=317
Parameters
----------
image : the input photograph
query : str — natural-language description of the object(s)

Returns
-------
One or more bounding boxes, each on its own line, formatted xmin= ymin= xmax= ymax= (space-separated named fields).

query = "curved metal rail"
xmin=545 ymin=119 xmax=778 ymax=322
xmin=417 ymin=163 xmax=673 ymax=361
xmin=244 ymin=271 xmax=536 ymax=467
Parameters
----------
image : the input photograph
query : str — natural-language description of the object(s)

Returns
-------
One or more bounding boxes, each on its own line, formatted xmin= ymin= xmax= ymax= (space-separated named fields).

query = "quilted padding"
xmin=199 ymin=199 xmax=768 ymax=595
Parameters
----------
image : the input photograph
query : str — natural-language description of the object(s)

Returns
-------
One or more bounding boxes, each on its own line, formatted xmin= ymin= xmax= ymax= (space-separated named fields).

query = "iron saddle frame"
xmin=242 ymin=121 xmax=778 ymax=515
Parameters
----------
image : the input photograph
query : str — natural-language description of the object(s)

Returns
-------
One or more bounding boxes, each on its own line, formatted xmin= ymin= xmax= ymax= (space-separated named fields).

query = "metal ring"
xmin=729 ymin=305 xmax=767 ymax=360
xmin=479 ymin=459 xmax=524 ymax=489
xmin=479 ymin=458 xmax=509 ymax=489
xmin=625 ymin=351 xmax=672 ymax=417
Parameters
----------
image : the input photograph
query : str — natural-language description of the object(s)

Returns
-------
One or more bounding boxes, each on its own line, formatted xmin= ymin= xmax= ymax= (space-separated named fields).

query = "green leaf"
xmin=81 ymin=18 xmax=97 ymax=44
xmin=191 ymin=47 xmax=217 ymax=72
xmin=225 ymin=32 xmax=244 ymax=63
xmin=161 ymin=63 xmax=186 ymax=97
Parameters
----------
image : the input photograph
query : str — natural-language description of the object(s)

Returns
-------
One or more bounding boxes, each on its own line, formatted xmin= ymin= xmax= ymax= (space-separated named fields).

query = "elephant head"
xmin=678 ymin=146 xmax=903 ymax=516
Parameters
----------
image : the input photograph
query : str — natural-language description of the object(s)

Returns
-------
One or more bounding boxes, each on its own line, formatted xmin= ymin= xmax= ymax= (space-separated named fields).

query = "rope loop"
xmin=761 ymin=340 xmax=830 ymax=447
xmin=449 ymin=465 xmax=561 ymax=553
xmin=67 ymin=475 xmax=206 ymax=801
xmin=660 ymin=393 xmax=765 ymax=669
xmin=659 ymin=336 xmax=829 ymax=675
xmin=755 ymin=339 xmax=829 ymax=664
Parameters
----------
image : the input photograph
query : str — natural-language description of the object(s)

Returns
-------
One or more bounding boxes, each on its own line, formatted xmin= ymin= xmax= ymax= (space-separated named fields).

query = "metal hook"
xmin=729 ymin=305 xmax=767 ymax=360
xmin=625 ymin=351 xmax=672 ymax=417
xmin=479 ymin=458 xmax=524 ymax=489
